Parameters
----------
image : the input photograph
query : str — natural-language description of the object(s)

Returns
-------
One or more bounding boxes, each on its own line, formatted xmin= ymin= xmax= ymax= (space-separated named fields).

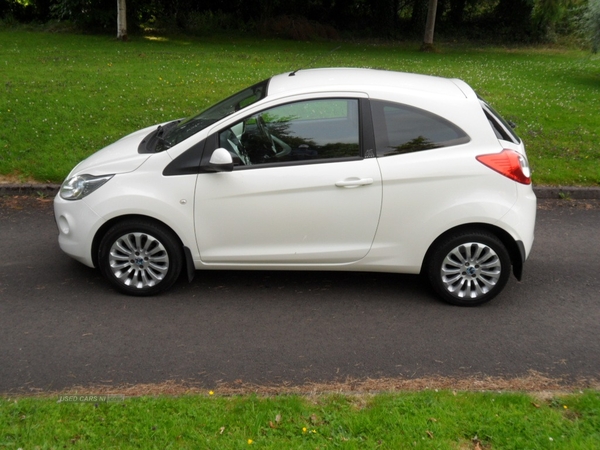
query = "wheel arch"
xmin=92 ymin=214 xmax=187 ymax=270
xmin=421 ymin=223 xmax=525 ymax=281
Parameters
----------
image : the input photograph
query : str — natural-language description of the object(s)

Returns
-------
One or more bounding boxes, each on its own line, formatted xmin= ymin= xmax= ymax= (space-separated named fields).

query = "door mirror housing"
xmin=206 ymin=148 xmax=234 ymax=172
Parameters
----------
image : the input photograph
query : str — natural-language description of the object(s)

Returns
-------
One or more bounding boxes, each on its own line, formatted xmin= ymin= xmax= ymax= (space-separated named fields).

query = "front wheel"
xmin=427 ymin=230 xmax=511 ymax=306
xmin=98 ymin=219 xmax=183 ymax=296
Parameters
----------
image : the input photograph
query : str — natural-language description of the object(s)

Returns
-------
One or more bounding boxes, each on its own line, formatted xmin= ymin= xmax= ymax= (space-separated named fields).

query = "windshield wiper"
xmin=139 ymin=121 xmax=182 ymax=154
xmin=156 ymin=125 xmax=171 ymax=150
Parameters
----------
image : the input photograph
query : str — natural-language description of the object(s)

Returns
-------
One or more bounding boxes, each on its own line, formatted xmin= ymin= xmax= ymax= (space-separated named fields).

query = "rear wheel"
xmin=98 ymin=219 xmax=183 ymax=296
xmin=427 ymin=230 xmax=511 ymax=306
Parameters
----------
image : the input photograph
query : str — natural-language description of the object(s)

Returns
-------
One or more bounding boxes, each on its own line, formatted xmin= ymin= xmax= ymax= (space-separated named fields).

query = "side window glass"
xmin=371 ymin=100 xmax=470 ymax=157
xmin=480 ymin=101 xmax=520 ymax=144
xmin=218 ymin=99 xmax=360 ymax=167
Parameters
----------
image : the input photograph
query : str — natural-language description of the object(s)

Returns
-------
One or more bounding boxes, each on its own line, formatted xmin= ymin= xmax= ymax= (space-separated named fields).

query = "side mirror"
xmin=206 ymin=148 xmax=234 ymax=172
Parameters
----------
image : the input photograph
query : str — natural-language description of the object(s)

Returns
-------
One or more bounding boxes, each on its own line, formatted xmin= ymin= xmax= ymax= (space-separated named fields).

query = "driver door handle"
xmin=335 ymin=177 xmax=374 ymax=188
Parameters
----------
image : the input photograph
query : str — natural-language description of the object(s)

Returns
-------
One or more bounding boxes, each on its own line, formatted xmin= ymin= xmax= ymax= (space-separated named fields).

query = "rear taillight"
xmin=476 ymin=149 xmax=531 ymax=185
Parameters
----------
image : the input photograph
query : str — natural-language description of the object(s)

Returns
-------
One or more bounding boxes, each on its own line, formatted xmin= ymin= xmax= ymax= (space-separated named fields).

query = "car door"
xmin=193 ymin=97 xmax=382 ymax=265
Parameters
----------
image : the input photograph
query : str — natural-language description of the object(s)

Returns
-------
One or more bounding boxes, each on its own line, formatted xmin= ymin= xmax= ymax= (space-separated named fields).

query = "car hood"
xmin=68 ymin=125 xmax=159 ymax=177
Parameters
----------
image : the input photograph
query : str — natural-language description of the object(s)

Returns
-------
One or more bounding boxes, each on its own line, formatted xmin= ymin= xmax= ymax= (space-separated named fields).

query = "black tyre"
xmin=98 ymin=219 xmax=183 ymax=296
xmin=427 ymin=230 xmax=511 ymax=306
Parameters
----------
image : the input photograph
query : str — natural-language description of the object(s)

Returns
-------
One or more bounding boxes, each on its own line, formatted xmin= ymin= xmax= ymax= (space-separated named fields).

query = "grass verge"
xmin=3 ymin=374 xmax=600 ymax=449
xmin=2 ymin=388 xmax=599 ymax=449
xmin=1 ymin=30 xmax=599 ymax=185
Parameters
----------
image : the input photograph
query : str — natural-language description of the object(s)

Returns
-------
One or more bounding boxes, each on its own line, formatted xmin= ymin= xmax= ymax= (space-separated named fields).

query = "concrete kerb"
xmin=533 ymin=186 xmax=600 ymax=199
xmin=1 ymin=183 xmax=600 ymax=199
xmin=0 ymin=183 xmax=61 ymax=197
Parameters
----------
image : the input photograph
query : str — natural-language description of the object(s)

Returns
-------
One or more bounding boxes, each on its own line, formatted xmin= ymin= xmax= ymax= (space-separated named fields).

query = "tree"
xmin=421 ymin=0 xmax=438 ymax=51
xmin=410 ymin=0 xmax=427 ymax=34
xmin=532 ymin=0 xmax=567 ymax=40
xmin=117 ymin=0 xmax=127 ymax=40
xmin=51 ymin=0 xmax=116 ymax=30
xmin=583 ymin=0 xmax=600 ymax=52
xmin=494 ymin=0 xmax=535 ymax=39
xmin=448 ymin=0 xmax=467 ymax=25
xmin=373 ymin=0 xmax=399 ymax=36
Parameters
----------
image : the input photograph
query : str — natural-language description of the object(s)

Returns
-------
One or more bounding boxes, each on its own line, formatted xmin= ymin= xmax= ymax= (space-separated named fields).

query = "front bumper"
xmin=54 ymin=195 xmax=105 ymax=268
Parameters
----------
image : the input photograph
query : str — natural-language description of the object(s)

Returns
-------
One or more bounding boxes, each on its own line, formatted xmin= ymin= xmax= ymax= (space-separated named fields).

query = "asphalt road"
xmin=1 ymin=196 xmax=599 ymax=393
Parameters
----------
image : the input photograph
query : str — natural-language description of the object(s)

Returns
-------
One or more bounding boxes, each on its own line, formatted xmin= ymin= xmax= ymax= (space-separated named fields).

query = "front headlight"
xmin=59 ymin=174 xmax=114 ymax=201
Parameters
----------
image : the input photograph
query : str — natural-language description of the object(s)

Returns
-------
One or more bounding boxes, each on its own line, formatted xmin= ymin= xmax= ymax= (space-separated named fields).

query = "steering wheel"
xmin=226 ymin=129 xmax=250 ymax=165
xmin=256 ymin=115 xmax=277 ymax=155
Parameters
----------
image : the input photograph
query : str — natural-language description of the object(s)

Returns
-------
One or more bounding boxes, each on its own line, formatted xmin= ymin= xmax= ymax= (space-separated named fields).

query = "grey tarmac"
xmin=1 ymin=195 xmax=599 ymax=393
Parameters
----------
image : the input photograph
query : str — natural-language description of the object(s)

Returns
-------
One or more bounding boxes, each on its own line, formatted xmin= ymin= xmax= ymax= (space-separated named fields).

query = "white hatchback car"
xmin=54 ymin=68 xmax=536 ymax=306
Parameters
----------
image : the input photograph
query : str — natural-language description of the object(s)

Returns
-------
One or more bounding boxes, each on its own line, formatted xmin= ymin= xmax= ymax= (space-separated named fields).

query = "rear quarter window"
xmin=371 ymin=100 xmax=470 ymax=157
xmin=480 ymin=100 xmax=521 ymax=145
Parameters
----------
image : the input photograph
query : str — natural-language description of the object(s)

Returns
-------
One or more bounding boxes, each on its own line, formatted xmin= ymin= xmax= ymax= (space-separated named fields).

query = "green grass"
xmin=1 ymin=29 xmax=599 ymax=185
xmin=1 ymin=391 xmax=599 ymax=448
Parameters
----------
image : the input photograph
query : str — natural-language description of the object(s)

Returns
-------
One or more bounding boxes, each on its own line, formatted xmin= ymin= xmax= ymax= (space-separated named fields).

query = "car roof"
xmin=266 ymin=68 xmax=473 ymax=99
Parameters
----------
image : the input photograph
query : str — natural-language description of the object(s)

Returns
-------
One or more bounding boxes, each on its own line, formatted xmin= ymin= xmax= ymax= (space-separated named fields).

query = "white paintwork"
xmin=209 ymin=148 xmax=234 ymax=165
xmin=54 ymin=68 xmax=536 ymax=289
xmin=194 ymin=158 xmax=382 ymax=264
xmin=66 ymin=124 xmax=157 ymax=176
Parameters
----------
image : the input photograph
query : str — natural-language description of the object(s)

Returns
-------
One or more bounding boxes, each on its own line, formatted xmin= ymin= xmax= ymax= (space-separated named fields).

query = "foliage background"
xmin=1 ymin=0 xmax=599 ymax=47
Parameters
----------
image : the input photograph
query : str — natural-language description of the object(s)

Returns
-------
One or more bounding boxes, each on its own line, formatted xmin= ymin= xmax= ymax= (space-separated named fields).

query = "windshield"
xmin=157 ymin=79 xmax=269 ymax=151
